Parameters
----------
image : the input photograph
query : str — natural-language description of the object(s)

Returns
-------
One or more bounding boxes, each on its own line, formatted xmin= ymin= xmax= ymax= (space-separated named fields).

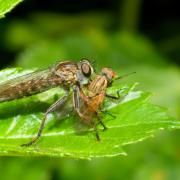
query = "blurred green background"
xmin=0 ymin=0 xmax=180 ymax=179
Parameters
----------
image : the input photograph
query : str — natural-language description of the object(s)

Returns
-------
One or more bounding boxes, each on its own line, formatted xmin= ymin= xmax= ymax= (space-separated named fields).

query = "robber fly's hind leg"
xmin=21 ymin=89 xmax=69 ymax=147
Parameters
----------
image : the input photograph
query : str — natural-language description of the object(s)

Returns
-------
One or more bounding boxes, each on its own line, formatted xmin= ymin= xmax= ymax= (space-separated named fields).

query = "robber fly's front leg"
xmin=21 ymin=88 xmax=69 ymax=147
xmin=72 ymin=85 xmax=81 ymax=113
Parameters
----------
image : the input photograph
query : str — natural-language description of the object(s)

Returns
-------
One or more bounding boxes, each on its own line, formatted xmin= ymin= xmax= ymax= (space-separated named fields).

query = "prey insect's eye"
xmin=81 ymin=62 xmax=92 ymax=77
xmin=101 ymin=68 xmax=116 ymax=84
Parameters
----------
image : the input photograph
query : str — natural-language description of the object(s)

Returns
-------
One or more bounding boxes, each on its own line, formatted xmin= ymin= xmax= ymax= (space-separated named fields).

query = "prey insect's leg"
xmin=93 ymin=122 xmax=100 ymax=141
xmin=21 ymin=89 xmax=69 ymax=147
xmin=100 ymin=109 xmax=116 ymax=119
xmin=95 ymin=112 xmax=107 ymax=131
xmin=105 ymin=87 xmax=128 ymax=99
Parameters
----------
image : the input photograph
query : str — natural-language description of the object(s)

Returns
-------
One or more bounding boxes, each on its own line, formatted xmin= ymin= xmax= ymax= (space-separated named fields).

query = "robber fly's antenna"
xmin=115 ymin=72 xmax=136 ymax=80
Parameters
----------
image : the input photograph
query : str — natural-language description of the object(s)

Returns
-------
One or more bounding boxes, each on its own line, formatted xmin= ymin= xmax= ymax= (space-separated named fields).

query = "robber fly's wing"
xmin=0 ymin=68 xmax=53 ymax=102
xmin=0 ymin=69 xmax=50 ymax=86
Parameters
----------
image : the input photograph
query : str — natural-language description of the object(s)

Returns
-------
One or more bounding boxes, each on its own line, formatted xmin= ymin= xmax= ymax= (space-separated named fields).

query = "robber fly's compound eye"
xmin=81 ymin=62 xmax=92 ymax=77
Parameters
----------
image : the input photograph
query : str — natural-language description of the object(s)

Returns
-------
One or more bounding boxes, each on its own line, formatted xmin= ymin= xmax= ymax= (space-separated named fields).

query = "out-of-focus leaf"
xmin=16 ymin=41 xmax=67 ymax=69
xmin=5 ymin=12 xmax=110 ymax=50
xmin=0 ymin=68 xmax=179 ymax=158
xmin=0 ymin=0 xmax=23 ymax=18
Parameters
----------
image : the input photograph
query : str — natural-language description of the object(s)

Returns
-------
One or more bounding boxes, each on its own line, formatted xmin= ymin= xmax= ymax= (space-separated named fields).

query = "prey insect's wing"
xmin=0 ymin=68 xmax=53 ymax=102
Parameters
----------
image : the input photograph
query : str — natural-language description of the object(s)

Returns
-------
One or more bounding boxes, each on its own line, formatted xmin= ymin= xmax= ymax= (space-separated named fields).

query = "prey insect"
xmin=73 ymin=68 xmax=135 ymax=141
xmin=0 ymin=59 xmax=94 ymax=146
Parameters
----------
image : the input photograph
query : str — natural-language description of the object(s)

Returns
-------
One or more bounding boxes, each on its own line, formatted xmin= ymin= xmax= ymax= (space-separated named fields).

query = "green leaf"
xmin=0 ymin=68 xmax=179 ymax=159
xmin=0 ymin=0 xmax=23 ymax=18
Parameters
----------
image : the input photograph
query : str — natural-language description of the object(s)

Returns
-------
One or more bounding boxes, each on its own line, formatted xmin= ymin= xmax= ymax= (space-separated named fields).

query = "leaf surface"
xmin=0 ymin=0 xmax=23 ymax=18
xmin=0 ymin=68 xmax=179 ymax=159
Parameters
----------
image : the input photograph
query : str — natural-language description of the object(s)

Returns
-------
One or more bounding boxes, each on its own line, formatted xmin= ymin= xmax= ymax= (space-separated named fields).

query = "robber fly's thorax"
xmin=52 ymin=61 xmax=78 ymax=86
xmin=53 ymin=60 xmax=93 ymax=87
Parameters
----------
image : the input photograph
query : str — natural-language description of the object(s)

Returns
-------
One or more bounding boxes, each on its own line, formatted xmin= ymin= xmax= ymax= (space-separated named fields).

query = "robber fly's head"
xmin=101 ymin=68 xmax=116 ymax=86
xmin=77 ymin=59 xmax=95 ymax=85
xmin=78 ymin=59 xmax=94 ymax=78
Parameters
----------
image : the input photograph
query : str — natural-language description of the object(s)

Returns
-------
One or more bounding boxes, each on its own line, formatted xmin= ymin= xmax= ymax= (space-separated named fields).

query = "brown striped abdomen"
xmin=0 ymin=77 xmax=61 ymax=102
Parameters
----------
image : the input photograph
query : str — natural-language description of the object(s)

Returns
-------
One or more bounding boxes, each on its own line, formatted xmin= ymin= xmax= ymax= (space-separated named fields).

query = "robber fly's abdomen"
xmin=0 ymin=77 xmax=62 ymax=102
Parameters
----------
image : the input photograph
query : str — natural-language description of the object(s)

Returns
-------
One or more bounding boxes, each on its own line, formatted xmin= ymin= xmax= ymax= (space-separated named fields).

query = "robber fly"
xmin=0 ymin=59 xmax=94 ymax=146
xmin=73 ymin=68 xmax=135 ymax=141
